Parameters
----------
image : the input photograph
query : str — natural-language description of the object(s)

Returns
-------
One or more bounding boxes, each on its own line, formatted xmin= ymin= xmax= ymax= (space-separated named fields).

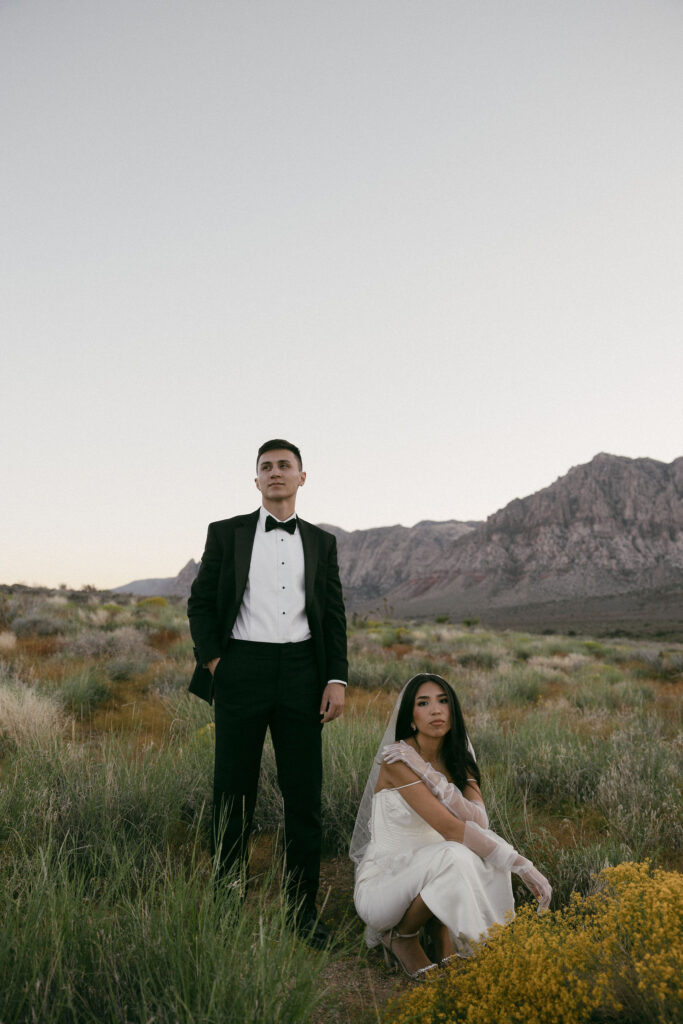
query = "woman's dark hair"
xmin=395 ymin=674 xmax=481 ymax=791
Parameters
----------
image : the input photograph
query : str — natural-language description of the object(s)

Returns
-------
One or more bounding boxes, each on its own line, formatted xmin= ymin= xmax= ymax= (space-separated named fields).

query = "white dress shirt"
xmin=231 ymin=506 xmax=311 ymax=643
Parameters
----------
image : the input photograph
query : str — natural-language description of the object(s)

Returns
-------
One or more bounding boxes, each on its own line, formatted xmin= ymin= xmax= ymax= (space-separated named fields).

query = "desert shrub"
xmin=594 ymin=728 xmax=682 ymax=858
xmin=572 ymin=662 xmax=624 ymax=687
xmin=100 ymin=602 xmax=126 ymax=617
xmin=136 ymin=596 xmax=168 ymax=608
xmin=568 ymin=678 xmax=654 ymax=711
xmin=476 ymin=712 xmax=605 ymax=809
xmin=457 ymin=650 xmax=499 ymax=671
xmin=0 ymin=682 xmax=66 ymax=755
xmin=542 ymin=834 xmax=636 ymax=906
xmin=58 ymin=669 xmax=112 ymax=715
xmin=166 ymin=636 xmax=195 ymax=663
xmin=64 ymin=626 xmax=158 ymax=679
xmin=64 ymin=625 xmax=145 ymax=659
xmin=105 ymin=655 xmax=151 ymax=681
xmin=384 ymin=862 xmax=682 ymax=1024
xmin=488 ymin=666 xmax=546 ymax=706
xmin=153 ymin=663 xmax=193 ymax=696
xmin=631 ymin=648 xmax=683 ymax=681
xmin=12 ymin=615 xmax=63 ymax=637
xmin=476 ymin=710 xmax=681 ymax=861
xmin=380 ymin=626 xmax=414 ymax=647
xmin=348 ymin=655 xmax=407 ymax=690
xmin=0 ymin=631 xmax=17 ymax=652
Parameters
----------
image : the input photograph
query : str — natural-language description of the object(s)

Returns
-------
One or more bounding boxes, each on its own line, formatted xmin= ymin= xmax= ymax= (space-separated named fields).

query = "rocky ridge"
xmin=379 ymin=453 xmax=683 ymax=616
xmin=115 ymin=454 xmax=683 ymax=624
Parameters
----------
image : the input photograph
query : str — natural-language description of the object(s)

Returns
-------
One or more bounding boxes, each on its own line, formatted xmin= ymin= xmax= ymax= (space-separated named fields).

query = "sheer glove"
xmin=382 ymin=740 xmax=489 ymax=829
xmin=463 ymin=821 xmax=552 ymax=912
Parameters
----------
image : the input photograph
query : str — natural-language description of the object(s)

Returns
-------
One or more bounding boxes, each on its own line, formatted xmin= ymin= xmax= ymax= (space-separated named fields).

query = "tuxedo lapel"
xmin=233 ymin=511 xmax=259 ymax=603
xmin=298 ymin=519 xmax=318 ymax=603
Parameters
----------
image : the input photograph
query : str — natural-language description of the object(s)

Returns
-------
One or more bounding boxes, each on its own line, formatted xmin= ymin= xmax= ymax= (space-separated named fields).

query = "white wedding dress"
xmin=354 ymin=781 xmax=514 ymax=952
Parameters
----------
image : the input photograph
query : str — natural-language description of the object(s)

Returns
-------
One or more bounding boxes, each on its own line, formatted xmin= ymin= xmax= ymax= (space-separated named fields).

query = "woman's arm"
xmin=382 ymin=741 xmax=489 ymax=829
xmin=377 ymin=762 xmax=466 ymax=843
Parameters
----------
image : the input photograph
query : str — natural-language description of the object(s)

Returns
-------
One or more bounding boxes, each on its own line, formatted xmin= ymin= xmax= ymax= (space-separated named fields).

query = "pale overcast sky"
xmin=2 ymin=0 xmax=682 ymax=589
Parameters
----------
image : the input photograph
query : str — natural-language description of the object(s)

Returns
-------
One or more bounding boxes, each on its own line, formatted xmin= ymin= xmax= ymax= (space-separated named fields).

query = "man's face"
xmin=255 ymin=449 xmax=306 ymax=504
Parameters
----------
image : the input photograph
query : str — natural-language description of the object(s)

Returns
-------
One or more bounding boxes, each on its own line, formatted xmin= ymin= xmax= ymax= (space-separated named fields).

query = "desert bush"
xmin=594 ymin=728 xmax=683 ymax=858
xmin=0 ymin=631 xmax=17 ymax=652
xmin=64 ymin=626 xmax=158 ymax=678
xmin=631 ymin=648 xmax=683 ymax=681
xmin=383 ymin=861 xmax=683 ymax=1024
xmin=166 ymin=636 xmax=195 ymax=663
xmin=64 ymin=625 xmax=146 ymax=659
xmin=572 ymin=662 xmax=624 ymax=687
xmin=457 ymin=650 xmax=499 ymax=671
xmin=476 ymin=710 xmax=681 ymax=860
xmin=348 ymin=654 xmax=406 ymax=690
xmin=58 ymin=669 xmax=112 ymax=715
xmin=153 ymin=663 xmax=194 ymax=696
xmin=105 ymin=655 xmax=152 ymax=681
xmin=136 ymin=596 xmax=168 ymax=609
xmin=476 ymin=712 xmax=605 ymax=809
xmin=542 ymin=834 xmax=636 ymax=907
xmin=100 ymin=602 xmax=126 ymax=617
xmin=0 ymin=681 xmax=66 ymax=755
xmin=12 ymin=615 xmax=63 ymax=637
xmin=568 ymin=678 xmax=654 ymax=711
xmin=380 ymin=626 xmax=414 ymax=647
xmin=488 ymin=666 xmax=547 ymax=706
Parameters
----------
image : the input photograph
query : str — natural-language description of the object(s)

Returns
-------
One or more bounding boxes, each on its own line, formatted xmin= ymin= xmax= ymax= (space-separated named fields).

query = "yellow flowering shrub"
xmin=383 ymin=862 xmax=682 ymax=1024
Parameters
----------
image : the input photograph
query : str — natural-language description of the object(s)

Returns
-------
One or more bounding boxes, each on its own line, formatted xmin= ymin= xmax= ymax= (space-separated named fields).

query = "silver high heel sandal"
xmin=380 ymin=929 xmax=437 ymax=980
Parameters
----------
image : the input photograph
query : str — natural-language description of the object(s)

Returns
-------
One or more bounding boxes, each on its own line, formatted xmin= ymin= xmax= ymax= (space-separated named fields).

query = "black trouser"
xmin=212 ymin=639 xmax=322 ymax=908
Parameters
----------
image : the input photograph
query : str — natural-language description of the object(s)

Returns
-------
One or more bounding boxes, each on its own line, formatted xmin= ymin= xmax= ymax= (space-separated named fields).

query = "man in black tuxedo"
xmin=187 ymin=439 xmax=348 ymax=946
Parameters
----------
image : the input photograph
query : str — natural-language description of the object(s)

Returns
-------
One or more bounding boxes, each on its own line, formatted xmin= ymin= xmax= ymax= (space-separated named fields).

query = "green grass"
xmin=0 ymin=834 xmax=331 ymax=1024
xmin=1 ymin=598 xmax=681 ymax=1022
xmin=58 ymin=668 xmax=112 ymax=714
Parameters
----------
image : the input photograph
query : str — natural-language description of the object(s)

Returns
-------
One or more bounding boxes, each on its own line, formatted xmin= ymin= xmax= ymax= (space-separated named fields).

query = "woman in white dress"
xmin=350 ymin=674 xmax=552 ymax=979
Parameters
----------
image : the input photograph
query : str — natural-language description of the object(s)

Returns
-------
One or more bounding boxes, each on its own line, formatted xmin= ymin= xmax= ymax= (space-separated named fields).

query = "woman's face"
xmin=411 ymin=681 xmax=451 ymax=740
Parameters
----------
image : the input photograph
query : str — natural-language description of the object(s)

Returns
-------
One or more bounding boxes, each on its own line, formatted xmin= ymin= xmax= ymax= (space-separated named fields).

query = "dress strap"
xmin=390 ymin=780 xmax=422 ymax=792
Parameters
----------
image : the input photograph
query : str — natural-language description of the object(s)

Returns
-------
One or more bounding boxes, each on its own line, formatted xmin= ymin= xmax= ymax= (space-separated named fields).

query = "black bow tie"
xmin=265 ymin=514 xmax=297 ymax=535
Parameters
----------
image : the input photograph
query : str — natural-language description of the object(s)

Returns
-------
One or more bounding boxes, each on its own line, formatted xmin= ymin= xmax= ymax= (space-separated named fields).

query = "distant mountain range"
xmin=115 ymin=453 xmax=683 ymax=630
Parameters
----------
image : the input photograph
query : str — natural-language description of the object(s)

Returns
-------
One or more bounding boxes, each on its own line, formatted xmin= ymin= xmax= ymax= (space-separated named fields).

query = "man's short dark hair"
xmin=256 ymin=439 xmax=303 ymax=470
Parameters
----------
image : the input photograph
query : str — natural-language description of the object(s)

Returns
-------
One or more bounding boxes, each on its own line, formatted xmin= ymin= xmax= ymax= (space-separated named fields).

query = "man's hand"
xmin=206 ymin=657 xmax=220 ymax=676
xmin=320 ymin=682 xmax=345 ymax=724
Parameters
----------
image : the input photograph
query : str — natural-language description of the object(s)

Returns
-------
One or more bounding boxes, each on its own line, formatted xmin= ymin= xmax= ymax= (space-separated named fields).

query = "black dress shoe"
xmin=298 ymin=913 xmax=331 ymax=950
xmin=289 ymin=907 xmax=331 ymax=950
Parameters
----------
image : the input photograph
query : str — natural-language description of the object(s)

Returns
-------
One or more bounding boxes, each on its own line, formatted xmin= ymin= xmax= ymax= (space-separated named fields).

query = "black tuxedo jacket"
xmin=187 ymin=510 xmax=348 ymax=704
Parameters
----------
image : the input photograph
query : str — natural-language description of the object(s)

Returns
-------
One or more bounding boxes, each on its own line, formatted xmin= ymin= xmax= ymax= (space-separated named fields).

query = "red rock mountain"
xmin=117 ymin=454 xmax=683 ymax=626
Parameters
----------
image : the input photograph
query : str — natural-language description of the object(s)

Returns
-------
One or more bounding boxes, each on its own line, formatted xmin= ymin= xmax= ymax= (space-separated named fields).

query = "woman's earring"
xmin=410 ymin=722 xmax=417 ymax=734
